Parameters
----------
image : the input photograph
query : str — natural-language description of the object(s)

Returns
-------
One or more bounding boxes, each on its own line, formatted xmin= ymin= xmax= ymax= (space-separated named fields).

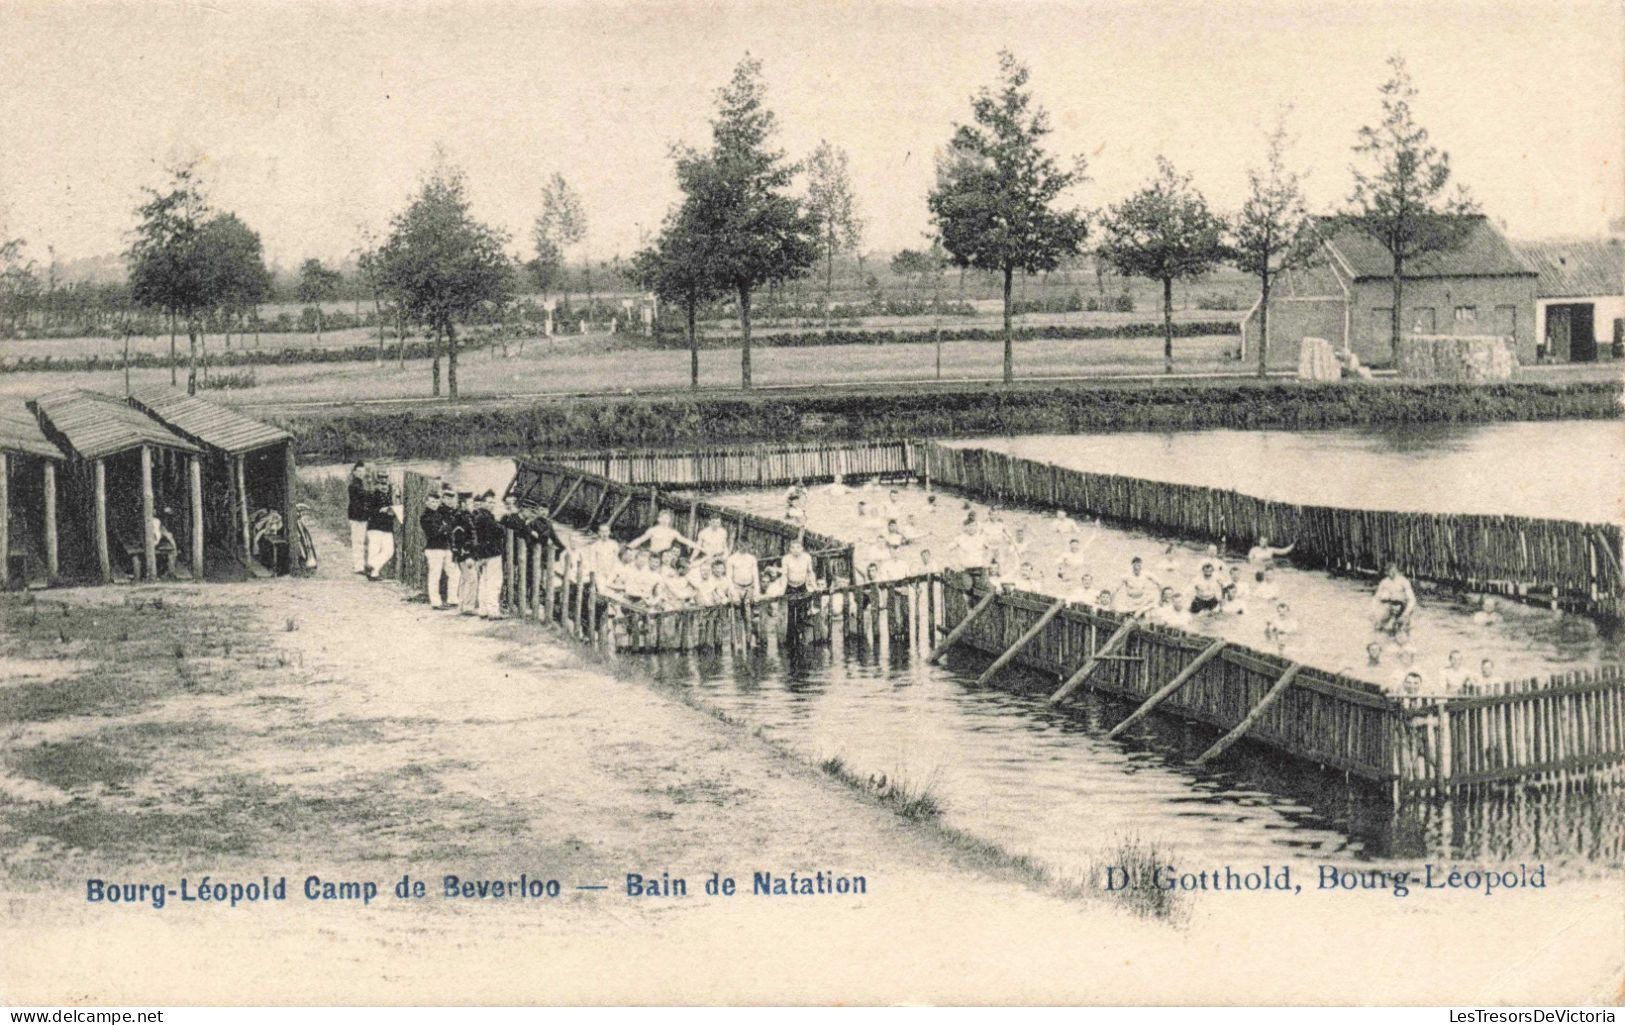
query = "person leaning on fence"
xmin=420 ymin=491 xmax=456 ymax=609
xmin=364 ymin=479 xmax=400 ymax=581
xmin=472 ymin=491 xmax=506 ymax=618
xmin=346 ymin=461 xmax=372 ymax=574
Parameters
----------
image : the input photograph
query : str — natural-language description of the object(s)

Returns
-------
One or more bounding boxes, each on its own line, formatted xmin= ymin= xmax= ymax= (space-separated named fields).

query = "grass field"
xmin=0 ymin=333 xmax=1252 ymax=403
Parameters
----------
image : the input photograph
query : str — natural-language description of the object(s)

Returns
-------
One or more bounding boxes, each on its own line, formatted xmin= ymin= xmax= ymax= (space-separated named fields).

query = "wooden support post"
xmin=926 ymin=588 xmax=999 ymax=664
xmin=42 ymin=459 xmax=58 ymax=581
xmin=1195 ymin=663 xmax=1304 ymax=765
xmin=188 ymin=455 xmax=204 ymax=577
xmin=93 ymin=458 xmax=111 ymax=583
xmin=1107 ymin=640 xmax=1228 ymax=739
xmin=584 ymin=489 xmax=608 ymax=528
xmin=515 ymin=537 xmax=529 ymax=616
xmin=140 ymin=446 xmax=156 ymax=580
xmin=283 ymin=442 xmax=299 ymax=573
xmin=503 ymin=529 xmax=515 ymax=609
xmin=542 ymin=543 xmax=556 ymax=624
xmin=975 ymin=598 xmax=1066 ymax=686
xmin=235 ymin=455 xmax=252 ymax=559
xmin=603 ymin=494 xmax=633 ymax=531
xmin=0 ymin=452 xmax=8 ymax=587
xmin=529 ymin=542 xmax=542 ymax=618
xmin=552 ymin=475 xmax=585 ymax=521
xmin=1048 ymin=619 xmax=1136 ymax=704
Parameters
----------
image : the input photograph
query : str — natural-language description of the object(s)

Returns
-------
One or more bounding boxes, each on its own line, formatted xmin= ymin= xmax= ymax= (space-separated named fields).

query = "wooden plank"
xmin=42 ymin=459 xmax=58 ymax=580
xmin=187 ymin=456 xmax=203 ymax=578
xmin=0 ymin=452 xmax=8 ymax=586
xmin=602 ymin=494 xmax=633 ymax=531
xmin=1048 ymin=619 xmax=1136 ymax=704
xmin=1195 ymin=663 xmax=1304 ymax=764
xmin=925 ymin=588 xmax=999 ymax=664
xmin=93 ymin=458 xmax=111 ymax=583
xmin=975 ymin=598 xmax=1067 ymax=686
xmin=140 ymin=446 xmax=156 ymax=580
xmin=1107 ymin=639 xmax=1228 ymax=738
xmin=552 ymin=474 xmax=585 ymax=518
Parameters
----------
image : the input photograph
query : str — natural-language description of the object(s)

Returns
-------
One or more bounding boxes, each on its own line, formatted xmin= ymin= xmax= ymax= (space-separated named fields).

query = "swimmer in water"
xmin=1264 ymin=601 xmax=1298 ymax=651
xmin=1476 ymin=658 xmax=1497 ymax=693
xmin=1054 ymin=509 xmax=1078 ymax=535
xmin=1471 ymin=595 xmax=1502 ymax=626
xmin=629 ymin=509 xmax=699 ymax=557
xmin=1439 ymin=649 xmax=1473 ymax=692
xmin=1188 ymin=562 xmax=1223 ymax=615
xmin=1149 ymin=587 xmax=1191 ymax=630
xmin=1117 ymin=556 xmax=1158 ymax=616
xmin=1247 ymin=535 xmax=1296 ymax=564
xmin=1095 ymin=589 xmax=1115 ymax=610
xmin=1366 ymin=642 xmax=1384 ymax=667
xmin=1371 ymin=562 xmax=1418 ymax=638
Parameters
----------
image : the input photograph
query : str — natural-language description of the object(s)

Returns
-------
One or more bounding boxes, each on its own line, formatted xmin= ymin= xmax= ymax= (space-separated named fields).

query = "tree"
xmin=296 ymin=259 xmax=343 ymax=343
xmin=201 ymin=213 xmax=271 ymax=352
xmin=632 ymin=158 xmax=726 ymax=390
xmin=684 ymin=57 xmax=818 ymax=388
xmin=1232 ymin=113 xmax=1317 ymax=376
xmin=805 ymin=140 xmax=864 ymax=332
xmin=928 ymin=51 xmax=1088 ymax=383
xmin=127 ymin=162 xmax=213 ymax=393
xmin=1342 ymin=55 xmax=1479 ymax=361
xmin=890 ymin=247 xmax=943 ymax=301
xmin=0 ymin=237 xmax=39 ymax=337
xmin=533 ymin=173 xmax=586 ymax=307
xmin=378 ymin=161 xmax=515 ymax=399
xmin=1097 ymin=157 xmax=1228 ymax=374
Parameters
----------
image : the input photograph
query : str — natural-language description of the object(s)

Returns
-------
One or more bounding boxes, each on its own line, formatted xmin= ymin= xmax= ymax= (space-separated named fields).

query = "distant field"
xmin=0 ymin=334 xmax=1250 ymax=403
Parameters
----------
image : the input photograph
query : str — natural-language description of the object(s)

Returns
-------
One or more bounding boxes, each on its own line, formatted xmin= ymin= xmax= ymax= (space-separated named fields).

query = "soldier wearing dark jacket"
xmin=471 ymin=492 xmax=506 ymax=618
xmin=346 ymin=462 xmax=372 ymax=574
xmin=452 ymin=491 xmax=478 ymax=613
xmin=421 ymin=493 xmax=456 ymax=609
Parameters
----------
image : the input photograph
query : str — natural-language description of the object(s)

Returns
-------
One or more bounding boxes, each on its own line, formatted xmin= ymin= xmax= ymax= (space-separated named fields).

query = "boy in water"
xmin=1247 ymin=535 xmax=1295 ymax=565
xmin=696 ymin=514 xmax=730 ymax=559
xmin=1264 ymin=601 xmax=1298 ymax=652
xmin=629 ymin=509 xmax=698 ymax=558
xmin=1117 ymin=556 xmax=1158 ymax=616
xmin=1371 ymin=562 xmax=1418 ymax=638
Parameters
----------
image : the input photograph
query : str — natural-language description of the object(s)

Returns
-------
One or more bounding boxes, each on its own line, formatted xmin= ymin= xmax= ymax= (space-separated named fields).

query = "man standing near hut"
xmin=421 ymin=491 xmax=455 ymax=609
xmin=472 ymin=490 xmax=506 ymax=618
xmin=454 ymin=491 xmax=479 ymax=613
xmin=346 ymin=461 xmax=372 ymax=574
xmin=364 ymin=477 xmax=400 ymax=580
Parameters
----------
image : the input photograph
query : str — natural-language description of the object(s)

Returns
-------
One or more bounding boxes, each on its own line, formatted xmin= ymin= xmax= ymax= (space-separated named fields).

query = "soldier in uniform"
xmin=421 ymin=491 xmax=455 ymax=608
xmin=453 ymin=490 xmax=480 ymax=614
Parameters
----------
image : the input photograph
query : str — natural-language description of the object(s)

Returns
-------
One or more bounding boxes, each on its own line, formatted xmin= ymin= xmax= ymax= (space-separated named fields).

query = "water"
xmin=640 ymin=640 xmax=1624 ymax=875
xmin=952 ymin=419 xmax=1623 ymax=522
xmin=303 ymin=456 xmax=517 ymax=497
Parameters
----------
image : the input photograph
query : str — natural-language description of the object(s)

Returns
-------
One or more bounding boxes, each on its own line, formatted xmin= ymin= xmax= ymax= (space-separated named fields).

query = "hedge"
xmin=649 ymin=320 xmax=1242 ymax=351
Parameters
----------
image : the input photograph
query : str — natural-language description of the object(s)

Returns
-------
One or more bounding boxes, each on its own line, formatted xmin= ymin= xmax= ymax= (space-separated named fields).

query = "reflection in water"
xmin=641 ymin=638 xmax=1623 ymax=879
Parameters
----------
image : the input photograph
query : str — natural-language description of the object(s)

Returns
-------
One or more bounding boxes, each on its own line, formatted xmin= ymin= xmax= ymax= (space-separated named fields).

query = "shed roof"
xmin=0 ymin=398 xmax=66 ymax=460
xmin=32 ymin=389 xmax=202 ymax=461
xmin=1511 ymin=240 xmax=1624 ymax=299
xmin=128 ymin=388 xmax=291 ymax=455
xmin=1322 ymin=216 xmax=1535 ymax=281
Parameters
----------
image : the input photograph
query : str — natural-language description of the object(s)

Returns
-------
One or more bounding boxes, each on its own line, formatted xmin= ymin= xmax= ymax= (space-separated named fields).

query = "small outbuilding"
xmin=0 ymin=398 xmax=67 ymax=587
xmin=31 ymin=389 xmax=205 ymax=584
xmin=1511 ymin=239 xmax=1624 ymax=362
xmin=126 ymin=388 xmax=299 ymax=575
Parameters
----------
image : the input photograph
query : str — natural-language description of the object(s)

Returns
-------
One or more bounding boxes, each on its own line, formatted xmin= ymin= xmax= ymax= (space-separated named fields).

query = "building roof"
xmin=0 ymin=398 xmax=66 ymax=461
xmin=31 ymin=389 xmax=202 ymax=461
xmin=127 ymin=388 xmax=291 ymax=455
xmin=1321 ymin=216 xmax=1536 ymax=281
xmin=1511 ymin=239 xmax=1624 ymax=299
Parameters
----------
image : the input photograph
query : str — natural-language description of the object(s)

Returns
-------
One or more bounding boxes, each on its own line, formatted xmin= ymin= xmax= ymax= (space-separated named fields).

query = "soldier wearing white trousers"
xmin=346 ymin=461 xmax=372 ymax=574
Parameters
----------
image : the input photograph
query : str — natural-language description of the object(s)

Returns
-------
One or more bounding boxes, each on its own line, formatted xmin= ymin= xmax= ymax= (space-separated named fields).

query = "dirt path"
xmin=3 ymin=524 xmax=1621 ymax=1004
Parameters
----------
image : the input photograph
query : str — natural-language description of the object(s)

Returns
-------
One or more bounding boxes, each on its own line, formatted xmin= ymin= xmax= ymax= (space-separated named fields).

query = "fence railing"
xmin=922 ymin=442 xmax=1623 ymax=620
xmin=538 ymin=439 xmax=916 ymax=490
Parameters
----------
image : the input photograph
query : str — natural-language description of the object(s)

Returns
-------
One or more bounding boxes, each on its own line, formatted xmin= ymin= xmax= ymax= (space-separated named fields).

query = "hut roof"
xmin=0 ymin=398 xmax=66 ymax=460
xmin=32 ymin=389 xmax=202 ymax=461
xmin=127 ymin=388 xmax=291 ymax=455
xmin=1511 ymin=239 xmax=1624 ymax=299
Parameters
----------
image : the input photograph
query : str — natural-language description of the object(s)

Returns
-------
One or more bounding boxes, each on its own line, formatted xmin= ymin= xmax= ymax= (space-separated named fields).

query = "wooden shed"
xmin=0 ymin=398 xmax=67 ymax=588
xmin=125 ymin=389 xmax=299 ymax=576
xmin=31 ymin=389 xmax=205 ymax=584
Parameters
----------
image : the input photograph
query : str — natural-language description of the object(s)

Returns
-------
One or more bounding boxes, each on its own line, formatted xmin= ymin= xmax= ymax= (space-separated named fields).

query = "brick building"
xmin=1511 ymin=239 xmax=1624 ymax=362
xmin=1242 ymin=216 xmax=1537 ymax=368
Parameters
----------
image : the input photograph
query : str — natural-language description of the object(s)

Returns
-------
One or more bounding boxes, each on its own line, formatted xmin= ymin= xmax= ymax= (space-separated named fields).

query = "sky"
xmin=1 ymin=0 xmax=1620 ymax=271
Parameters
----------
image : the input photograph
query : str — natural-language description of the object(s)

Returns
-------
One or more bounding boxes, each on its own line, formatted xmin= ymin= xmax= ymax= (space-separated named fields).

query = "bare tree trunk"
xmin=738 ymin=286 xmax=752 ymax=390
xmin=253 ymin=306 xmax=261 ymax=347
xmin=186 ymin=319 xmax=199 ymax=395
xmin=315 ymin=306 xmax=324 ymax=345
xmin=169 ymin=310 xmax=178 ymax=387
xmin=1390 ymin=259 xmax=1404 ymax=365
xmin=1162 ymin=277 xmax=1175 ymax=374
xmin=823 ymin=243 xmax=834 ymax=335
xmin=397 ymin=311 xmax=408 ymax=369
xmin=1001 ymin=265 xmax=1014 ymax=384
xmin=1257 ymin=272 xmax=1271 ymax=377
xmin=373 ymin=293 xmax=386 ymax=365
xmin=688 ymin=300 xmax=699 ymax=391
xmin=431 ymin=321 xmax=442 ymax=397
xmin=446 ymin=319 xmax=459 ymax=399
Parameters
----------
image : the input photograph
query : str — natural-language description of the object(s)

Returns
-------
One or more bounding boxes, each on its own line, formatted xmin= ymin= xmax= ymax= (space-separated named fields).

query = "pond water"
xmin=952 ymin=419 xmax=1623 ymax=522
xmin=637 ymin=640 xmax=1625 ymax=876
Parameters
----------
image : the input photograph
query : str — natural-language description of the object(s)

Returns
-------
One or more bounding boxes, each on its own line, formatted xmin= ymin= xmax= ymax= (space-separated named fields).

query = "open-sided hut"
xmin=30 ymin=389 xmax=204 ymax=584
xmin=0 ymin=398 xmax=67 ymax=587
xmin=126 ymin=388 xmax=298 ymax=576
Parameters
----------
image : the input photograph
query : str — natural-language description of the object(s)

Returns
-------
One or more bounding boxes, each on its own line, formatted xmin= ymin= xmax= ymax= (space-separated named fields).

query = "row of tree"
xmin=634 ymin=51 xmax=1476 ymax=385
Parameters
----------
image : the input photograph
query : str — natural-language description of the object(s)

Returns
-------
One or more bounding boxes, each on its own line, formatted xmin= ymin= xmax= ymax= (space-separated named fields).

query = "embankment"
xmin=274 ymin=377 xmax=1622 ymax=461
